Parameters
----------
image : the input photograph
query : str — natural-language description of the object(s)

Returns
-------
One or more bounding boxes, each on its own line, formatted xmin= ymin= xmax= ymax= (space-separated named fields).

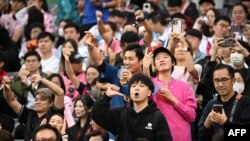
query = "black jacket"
xmin=198 ymin=93 xmax=250 ymax=141
xmin=91 ymin=95 xmax=172 ymax=141
xmin=184 ymin=2 xmax=199 ymax=21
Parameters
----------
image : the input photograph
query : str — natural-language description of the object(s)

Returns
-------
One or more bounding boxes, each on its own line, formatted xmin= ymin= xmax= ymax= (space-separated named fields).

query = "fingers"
xmin=110 ymin=84 xmax=120 ymax=91
xmin=96 ymin=10 xmax=103 ymax=22
xmin=135 ymin=9 xmax=144 ymax=21
xmin=2 ymin=76 xmax=11 ymax=84
xmin=62 ymin=49 xmax=71 ymax=60
xmin=106 ymin=85 xmax=124 ymax=97
xmin=29 ymin=74 xmax=42 ymax=84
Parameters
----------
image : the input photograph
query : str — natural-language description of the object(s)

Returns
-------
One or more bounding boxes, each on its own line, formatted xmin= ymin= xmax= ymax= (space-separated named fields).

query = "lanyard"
xmin=229 ymin=94 xmax=242 ymax=122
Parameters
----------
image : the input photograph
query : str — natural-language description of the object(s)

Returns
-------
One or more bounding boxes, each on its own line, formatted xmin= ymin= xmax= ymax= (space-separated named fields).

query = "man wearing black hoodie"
xmin=91 ymin=73 xmax=172 ymax=141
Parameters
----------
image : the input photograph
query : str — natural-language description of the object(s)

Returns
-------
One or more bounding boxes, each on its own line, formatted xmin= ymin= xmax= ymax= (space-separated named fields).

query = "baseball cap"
xmin=185 ymin=29 xmax=203 ymax=40
xmin=153 ymin=47 xmax=176 ymax=64
xmin=199 ymin=0 xmax=215 ymax=6
xmin=69 ymin=52 xmax=84 ymax=63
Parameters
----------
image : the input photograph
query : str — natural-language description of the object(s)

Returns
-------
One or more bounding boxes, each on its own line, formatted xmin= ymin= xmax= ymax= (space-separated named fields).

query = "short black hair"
xmin=171 ymin=13 xmax=186 ymax=20
xmin=213 ymin=64 xmax=235 ymax=79
xmin=148 ymin=11 xmax=169 ymax=26
xmin=168 ymin=0 xmax=182 ymax=7
xmin=0 ymin=129 xmax=14 ymax=141
xmin=0 ymin=51 xmax=6 ymax=63
xmin=37 ymin=32 xmax=55 ymax=42
xmin=214 ymin=15 xmax=231 ymax=25
xmin=74 ymin=95 xmax=94 ymax=111
xmin=124 ymin=43 xmax=144 ymax=61
xmin=48 ymin=73 xmax=66 ymax=93
xmin=128 ymin=73 xmax=154 ymax=95
xmin=120 ymin=31 xmax=140 ymax=47
xmin=23 ymin=50 xmax=41 ymax=62
xmin=32 ymin=124 xmax=60 ymax=141
xmin=105 ymin=21 xmax=117 ymax=33
xmin=25 ymin=22 xmax=45 ymax=40
xmin=64 ymin=22 xmax=80 ymax=33
xmin=109 ymin=9 xmax=125 ymax=19
xmin=123 ymin=21 xmax=139 ymax=31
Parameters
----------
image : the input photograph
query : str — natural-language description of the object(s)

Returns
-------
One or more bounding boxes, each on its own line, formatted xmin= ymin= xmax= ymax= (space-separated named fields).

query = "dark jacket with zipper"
xmin=91 ymin=95 xmax=172 ymax=141
xmin=198 ymin=93 xmax=250 ymax=141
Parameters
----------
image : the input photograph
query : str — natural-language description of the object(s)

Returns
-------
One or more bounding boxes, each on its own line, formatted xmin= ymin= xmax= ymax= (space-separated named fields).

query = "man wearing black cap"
xmin=62 ymin=50 xmax=87 ymax=100
xmin=198 ymin=0 xmax=215 ymax=16
xmin=144 ymin=47 xmax=196 ymax=141
xmin=185 ymin=29 xmax=206 ymax=63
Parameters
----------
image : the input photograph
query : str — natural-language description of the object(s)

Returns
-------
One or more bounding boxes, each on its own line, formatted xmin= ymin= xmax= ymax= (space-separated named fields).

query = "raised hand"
xmin=135 ymin=9 xmax=145 ymax=22
xmin=2 ymin=76 xmax=12 ymax=90
xmin=62 ymin=49 xmax=71 ymax=61
xmin=29 ymin=74 xmax=42 ymax=84
xmin=106 ymin=85 xmax=123 ymax=97
xmin=96 ymin=10 xmax=103 ymax=22
xmin=143 ymin=51 xmax=153 ymax=69
xmin=83 ymin=32 xmax=98 ymax=49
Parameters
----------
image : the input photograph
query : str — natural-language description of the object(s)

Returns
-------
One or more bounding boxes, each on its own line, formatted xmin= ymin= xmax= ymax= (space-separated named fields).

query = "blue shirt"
xmin=99 ymin=61 xmax=128 ymax=108
xmin=82 ymin=0 xmax=109 ymax=24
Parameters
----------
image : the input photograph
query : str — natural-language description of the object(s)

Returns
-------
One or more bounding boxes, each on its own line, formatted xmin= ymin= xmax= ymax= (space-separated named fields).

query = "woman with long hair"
xmin=68 ymin=95 xmax=94 ymax=141
xmin=193 ymin=8 xmax=221 ymax=37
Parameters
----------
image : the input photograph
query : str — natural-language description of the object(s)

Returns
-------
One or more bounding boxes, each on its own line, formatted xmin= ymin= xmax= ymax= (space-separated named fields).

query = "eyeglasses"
xmin=218 ymin=24 xmax=230 ymax=29
xmin=213 ymin=77 xmax=231 ymax=85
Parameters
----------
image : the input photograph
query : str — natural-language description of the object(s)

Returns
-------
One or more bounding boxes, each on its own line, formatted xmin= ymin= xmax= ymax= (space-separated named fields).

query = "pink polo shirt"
xmin=151 ymin=77 xmax=197 ymax=141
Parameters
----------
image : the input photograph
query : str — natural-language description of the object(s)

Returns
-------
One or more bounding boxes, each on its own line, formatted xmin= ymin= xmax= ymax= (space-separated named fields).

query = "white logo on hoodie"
xmin=145 ymin=123 xmax=153 ymax=130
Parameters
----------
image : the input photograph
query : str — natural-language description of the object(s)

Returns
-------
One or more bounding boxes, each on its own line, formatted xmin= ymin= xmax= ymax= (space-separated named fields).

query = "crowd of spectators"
xmin=1 ymin=0 xmax=250 ymax=141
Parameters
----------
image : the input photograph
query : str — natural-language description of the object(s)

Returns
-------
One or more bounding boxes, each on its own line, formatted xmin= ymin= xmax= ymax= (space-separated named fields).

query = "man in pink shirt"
xmin=151 ymin=47 xmax=197 ymax=141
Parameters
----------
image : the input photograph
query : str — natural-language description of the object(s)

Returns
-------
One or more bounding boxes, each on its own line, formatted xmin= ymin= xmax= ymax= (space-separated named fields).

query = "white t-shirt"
xmin=41 ymin=55 xmax=60 ymax=73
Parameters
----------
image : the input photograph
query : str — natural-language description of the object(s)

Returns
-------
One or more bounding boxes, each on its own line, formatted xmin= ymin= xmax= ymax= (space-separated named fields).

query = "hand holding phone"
xmin=212 ymin=104 xmax=223 ymax=113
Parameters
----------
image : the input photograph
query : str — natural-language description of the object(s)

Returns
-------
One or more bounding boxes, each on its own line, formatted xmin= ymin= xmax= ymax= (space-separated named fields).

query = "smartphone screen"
xmin=172 ymin=19 xmax=182 ymax=33
xmin=212 ymin=104 xmax=223 ymax=113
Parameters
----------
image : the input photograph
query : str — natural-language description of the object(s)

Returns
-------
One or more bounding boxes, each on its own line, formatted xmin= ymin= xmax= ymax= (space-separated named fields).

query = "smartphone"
xmin=172 ymin=19 xmax=182 ymax=33
xmin=212 ymin=104 xmax=223 ymax=113
xmin=143 ymin=3 xmax=151 ymax=13
xmin=219 ymin=38 xmax=235 ymax=47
